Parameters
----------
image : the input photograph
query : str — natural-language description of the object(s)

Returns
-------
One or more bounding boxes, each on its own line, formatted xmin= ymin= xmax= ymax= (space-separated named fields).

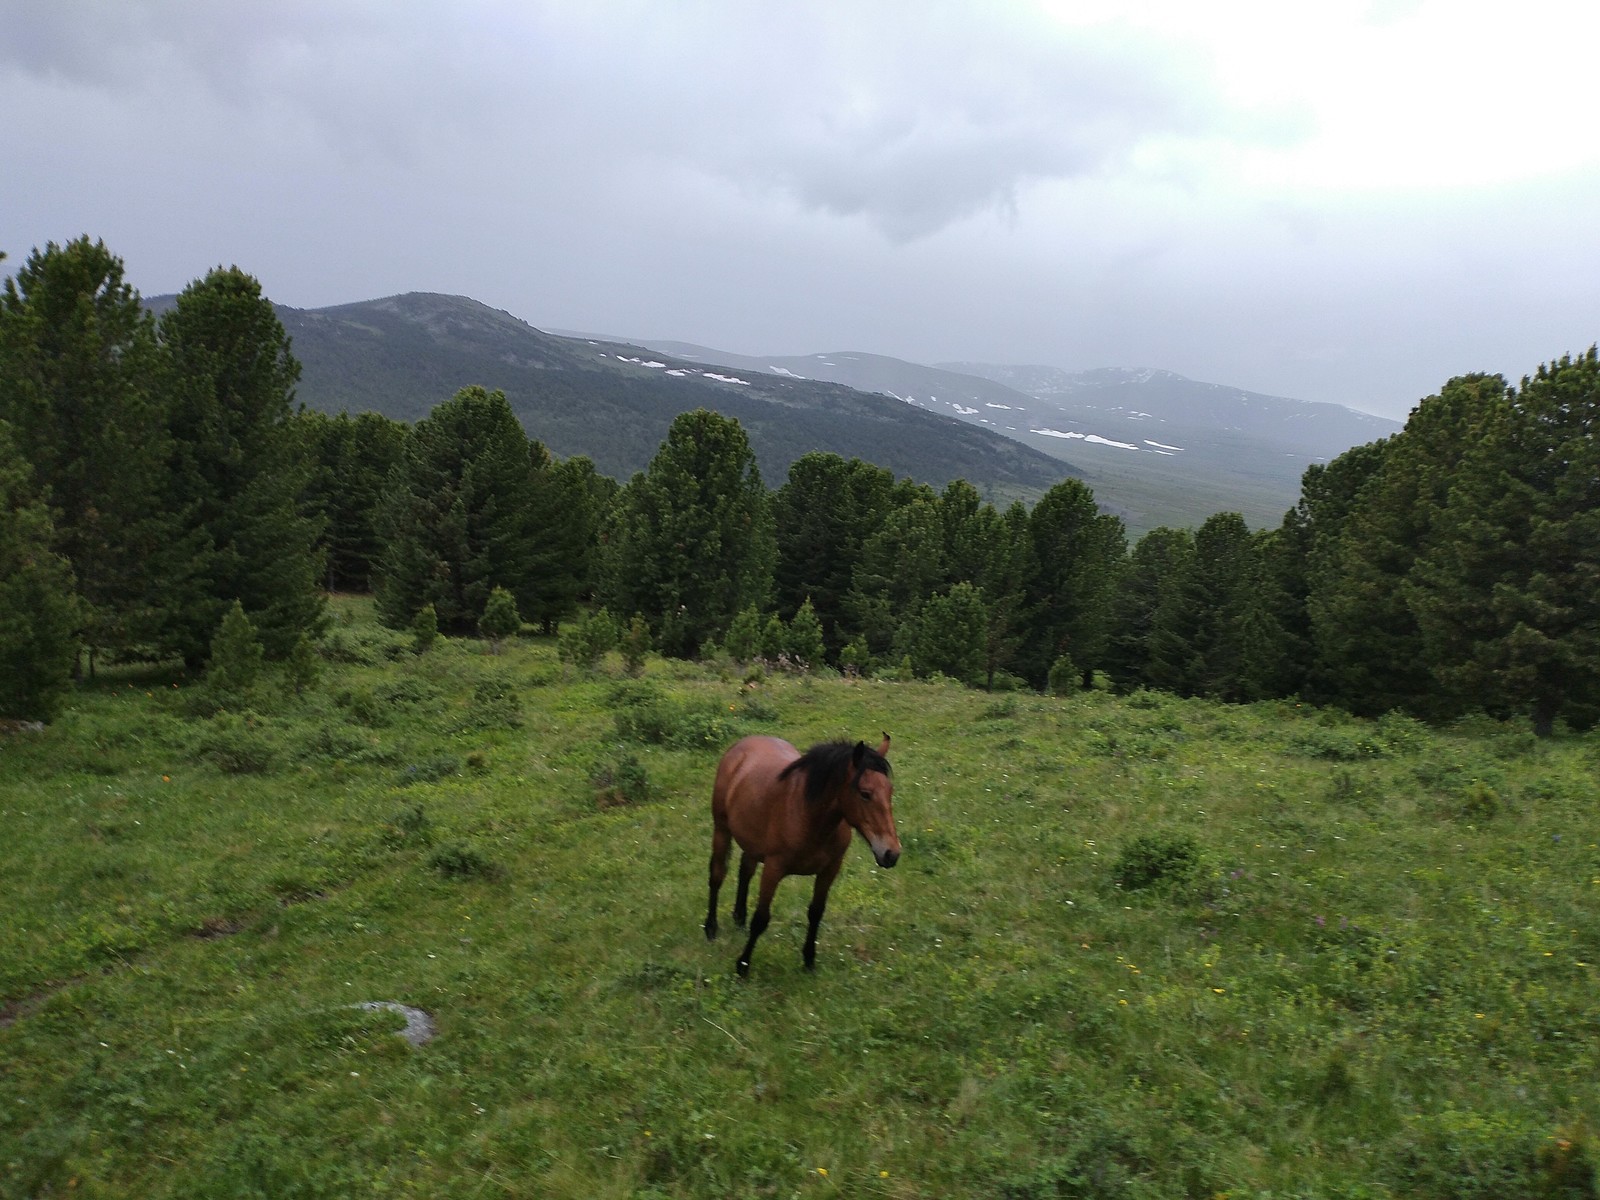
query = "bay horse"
xmin=705 ymin=733 xmax=899 ymax=976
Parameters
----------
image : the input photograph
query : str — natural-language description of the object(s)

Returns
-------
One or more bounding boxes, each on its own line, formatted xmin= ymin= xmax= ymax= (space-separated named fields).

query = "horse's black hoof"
xmin=704 ymin=922 xmax=718 ymax=941
xmin=736 ymin=959 xmax=751 ymax=977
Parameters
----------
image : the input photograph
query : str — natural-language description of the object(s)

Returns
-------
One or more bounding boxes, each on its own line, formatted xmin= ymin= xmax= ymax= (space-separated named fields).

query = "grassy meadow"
xmin=3 ymin=597 xmax=1598 ymax=1199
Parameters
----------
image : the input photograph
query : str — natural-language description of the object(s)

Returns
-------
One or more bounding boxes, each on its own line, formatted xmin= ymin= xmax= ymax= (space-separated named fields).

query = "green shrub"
xmin=614 ymin=695 xmax=738 ymax=750
xmin=558 ymin=607 xmax=618 ymax=671
xmin=1390 ymin=1108 xmax=1555 ymax=1200
xmin=1288 ymin=725 xmax=1390 ymax=761
xmin=381 ymin=803 xmax=434 ymax=848
xmin=196 ymin=711 xmax=278 ymax=774
xmin=478 ymin=586 xmax=521 ymax=652
xmin=738 ymin=692 xmax=779 ymax=723
xmin=839 ymin=633 xmax=873 ymax=677
xmin=427 ymin=841 xmax=500 ymax=880
xmin=456 ymin=675 xmax=522 ymax=731
xmin=1046 ymin=654 xmax=1079 ymax=696
xmin=337 ymin=685 xmax=390 ymax=728
xmin=410 ymin=602 xmax=439 ymax=654
xmin=1111 ymin=833 xmax=1203 ymax=893
xmin=591 ymin=752 xmax=652 ymax=808
xmin=205 ymin=601 xmax=265 ymax=706
xmin=284 ymin=633 xmax=322 ymax=697
xmin=620 ymin=614 xmax=652 ymax=676
xmin=324 ymin=622 xmax=413 ymax=665
xmin=397 ymin=755 xmax=461 ymax=787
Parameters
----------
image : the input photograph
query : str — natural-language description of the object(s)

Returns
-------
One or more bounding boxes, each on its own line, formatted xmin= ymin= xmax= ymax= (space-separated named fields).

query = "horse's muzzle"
xmin=874 ymin=847 xmax=900 ymax=869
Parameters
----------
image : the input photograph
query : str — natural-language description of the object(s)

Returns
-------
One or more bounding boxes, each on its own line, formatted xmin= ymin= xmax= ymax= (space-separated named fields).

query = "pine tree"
xmin=937 ymin=478 xmax=989 ymax=587
xmin=0 ymin=421 xmax=80 ymax=720
xmin=844 ymin=485 xmax=944 ymax=658
xmin=301 ymin=409 xmax=409 ymax=593
xmin=520 ymin=453 xmax=603 ymax=634
xmin=411 ymin=603 xmax=439 ymax=655
xmin=557 ymin=607 xmax=617 ymax=672
xmin=0 ymin=237 xmax=170 ymax=668
xmin=1308 ymin=379 xmax=1497 ymax=716
xmin=1020 ymin=479 xmax=1126 ymax=689
xmin=599 ymin=409 xmax=775 ymax=658
xmin=906 ymin=582 xmax=987 ymax=683
xmin=1407 ymin=349 xmax=1600 ymax=734
xmin=1133 ymin=528 xmax=1205 ymax=695
xmin=977 ymin=501 xmax=1033 ymax=690
xmin=284 ymin=633 xmax=322 ymax=698
xmin=724 ymin=606 xmax=764 ymax=663
xmin=1106 ymin=527 xmax=1184 ymax=690
xmin=620 ymin=614 xmax=652 ymax=676
xmin=786 ymin=597 xmax=827 ymax=669
xmin=157 ymin=266 xmax=326 ymax=666
xmin=773 ymin=452 xmax=895 ymax=657
xmin=375 ymin=387 xmax=541 ymax=634
xmin=206 ymin=599 xmax=265 ymax=705
xmin=479 ymin=586 xmax=522 ymax=653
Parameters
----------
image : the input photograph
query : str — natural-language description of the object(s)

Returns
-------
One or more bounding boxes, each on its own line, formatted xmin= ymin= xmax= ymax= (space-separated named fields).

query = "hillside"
xmin=264 ymin=293 xmax=1077 ymax=503
xmin=638 ymin=341 xmax=1402 ymax=531
xmin=4 ymin=600 xmax=1596 ymax=1197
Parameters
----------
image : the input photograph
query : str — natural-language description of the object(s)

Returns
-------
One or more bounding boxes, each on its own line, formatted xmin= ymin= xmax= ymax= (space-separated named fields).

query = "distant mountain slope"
xmin=636 ymin=340 xmax=1401 ymax=530
xmin=941 ymin=363 xmax=1398 ymax=460
xmin=255 ymin=293 xmax=1076 ymax=501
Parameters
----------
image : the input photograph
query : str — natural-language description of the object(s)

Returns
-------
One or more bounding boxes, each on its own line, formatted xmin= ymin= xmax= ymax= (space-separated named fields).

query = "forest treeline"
xmin=3 ymin=238 xmax=1597 ymax=735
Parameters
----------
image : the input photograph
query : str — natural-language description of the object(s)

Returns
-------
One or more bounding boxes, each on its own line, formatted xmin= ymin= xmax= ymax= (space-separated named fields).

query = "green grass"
xmin=3 ymin=597 xmax=1598 ymax=1198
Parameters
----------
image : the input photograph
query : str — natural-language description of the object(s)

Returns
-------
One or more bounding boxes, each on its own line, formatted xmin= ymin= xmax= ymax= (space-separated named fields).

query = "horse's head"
xmin=846 ymin=733 xmax=900 ymax=868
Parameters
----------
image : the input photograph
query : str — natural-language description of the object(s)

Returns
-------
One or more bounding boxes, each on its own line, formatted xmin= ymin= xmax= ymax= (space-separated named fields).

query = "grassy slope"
xmin=2 ymin=598 xmax=1597 ymax=1198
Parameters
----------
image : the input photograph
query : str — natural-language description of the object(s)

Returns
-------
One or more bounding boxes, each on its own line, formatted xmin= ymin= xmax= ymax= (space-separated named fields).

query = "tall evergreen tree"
xmin=1020 ymin=479 xmax=1126 ymax=689
xmin=937 ymin=478 xmax=990 ymax=588
xmin=843 ymin=484 xmax=945 ymax=658
xmin=1271 ymin=445 xmax=1387 ymax=701
xmin=907 ymin=581 xmax=988 ymax=684
xmin=1106 ymin=526 xmax=1194 ymax=691
xmin=1190 ymin=514 xmax=1292 ymax=702
xmin=374 ymin=386 xmax=541 ymax=634
xmin=599 ymin=409 xmax=775 ymax=658
xmin=976 ymin=501 xmax=1033 ymax=690
xmin=0 ymin=237 xmax=170 ymax=667
xmin=300 ymin=409 xmax=409 ymax=593
xmin=772 ymin=452 xmax=895 ymax=657
xmin=1407 ymin=350 xmax=1600 ymax=734
xmin=1308 ymin=377 xmax=1499 ymax=716
xmin=520 ymin=450 xmax=601 ymax=634
xmin=157 ymin=266 xmax=326 ymax=664
xmin=0 ymin=420 xmax=80 ymax=720
xmin=1138 ymin=528 xmax=1206 ymax=695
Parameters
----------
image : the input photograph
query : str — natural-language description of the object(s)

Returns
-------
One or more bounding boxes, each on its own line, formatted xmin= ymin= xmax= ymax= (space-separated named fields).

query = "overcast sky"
xmin=4 ymin=1 xmax=1597 ymax=420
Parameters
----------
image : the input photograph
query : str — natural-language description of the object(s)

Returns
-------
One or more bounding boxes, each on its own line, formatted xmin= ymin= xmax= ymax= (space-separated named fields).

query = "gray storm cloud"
xmin=4 ymin=0 xmax=1596 ymax=419
xmin=3 ymin=2 xmax=1247 ymax=241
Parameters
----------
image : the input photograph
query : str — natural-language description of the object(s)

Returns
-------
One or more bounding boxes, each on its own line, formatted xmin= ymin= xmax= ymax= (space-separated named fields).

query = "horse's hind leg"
xmin=732 ymin=852 xmax=757 ymax=928
xmin=705 ymin=822 xmax=731 ymax=941
xmin=736 ymin=864 xmax=784 ymax=977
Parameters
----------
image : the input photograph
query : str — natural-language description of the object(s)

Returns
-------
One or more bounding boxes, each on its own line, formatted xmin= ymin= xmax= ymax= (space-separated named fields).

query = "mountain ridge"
xmin=152 ymin=290 xmax=1399 ymax=531
xmin=257 ymin=292 xmax=1080 ymax=505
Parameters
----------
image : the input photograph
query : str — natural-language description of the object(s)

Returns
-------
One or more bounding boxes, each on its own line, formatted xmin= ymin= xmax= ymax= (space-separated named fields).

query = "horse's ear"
xmin=878 ymin=732 xmax=891 ymax=758
xmin=852 ymin=740 xmax=867 ymax=767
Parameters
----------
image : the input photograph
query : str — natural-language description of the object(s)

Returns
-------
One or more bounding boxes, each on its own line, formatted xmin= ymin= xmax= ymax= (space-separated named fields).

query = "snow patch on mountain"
xmin=1031 ymin=429 xmax=1141 ymax=451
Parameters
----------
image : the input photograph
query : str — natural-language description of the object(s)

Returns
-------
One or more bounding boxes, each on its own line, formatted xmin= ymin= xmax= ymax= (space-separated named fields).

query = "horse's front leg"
xmin=736 ymin=862 xmax=785 ymax=977
xmin=732 ymin=852 xmax=757 ymax=928
xmin=803 ymin=861 xmax=842 ymax=971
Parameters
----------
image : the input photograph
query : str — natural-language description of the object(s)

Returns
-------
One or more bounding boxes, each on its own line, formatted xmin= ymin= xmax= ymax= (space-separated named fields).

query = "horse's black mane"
xmin=778 ymin=740 xmax=891 ymax=806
